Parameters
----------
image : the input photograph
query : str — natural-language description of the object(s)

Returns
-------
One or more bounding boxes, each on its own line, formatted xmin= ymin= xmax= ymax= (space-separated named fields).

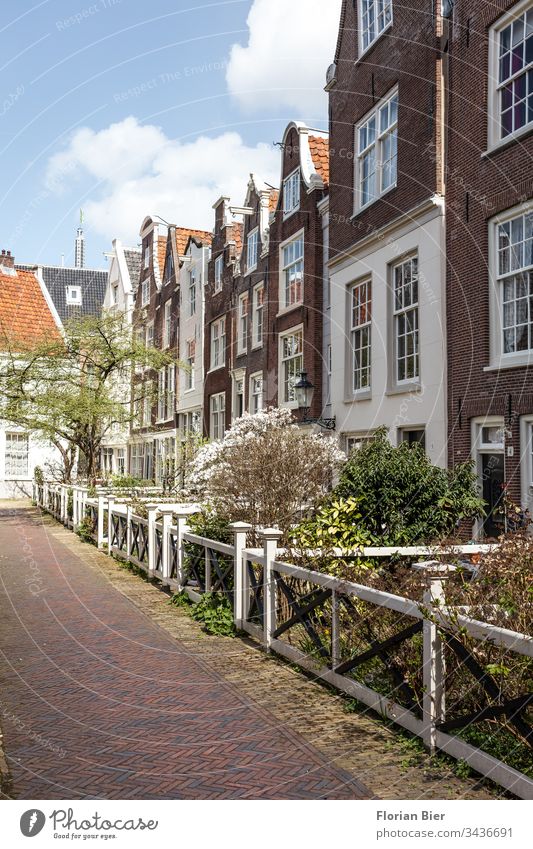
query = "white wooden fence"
xmin=34 ymin=483 xmax=533 ymax=799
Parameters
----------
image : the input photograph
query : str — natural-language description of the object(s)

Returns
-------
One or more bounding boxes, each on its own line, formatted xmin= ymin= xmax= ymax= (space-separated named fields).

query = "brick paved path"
xmin=0 ymin=505 xmax=370 ymax=800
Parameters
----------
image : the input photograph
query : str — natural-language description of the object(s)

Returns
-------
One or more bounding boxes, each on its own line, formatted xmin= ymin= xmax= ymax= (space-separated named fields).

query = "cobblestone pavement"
xmin=0 ymin=504 xmax=495 ymax=801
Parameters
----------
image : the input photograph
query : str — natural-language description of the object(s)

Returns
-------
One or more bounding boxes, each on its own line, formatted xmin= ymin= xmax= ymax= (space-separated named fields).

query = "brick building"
xmin=446 ymin=0 xmax=533 ymax=535
xmin=327 ymin=0 xmax=447 ymax=463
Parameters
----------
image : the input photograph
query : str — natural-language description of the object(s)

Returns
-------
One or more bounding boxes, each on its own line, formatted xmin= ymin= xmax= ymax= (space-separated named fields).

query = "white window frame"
xmin=237 ymin=292 xmax=248 ymax=355
xmin=246 ymin=227 xmax=259 ymax=273
xmin=167 ymin=363 xmax=176 ymax=418
xmin=141 ymin=277 xmax=150 ymax=307
xmin=343 ymin=431 xmax=377 ymax=456
xmin=188 ymin=269 xmax=196 ymax=316
xmin=130 ymin=443 xmax=145 ymax=479
xmin=210 ymin=392 xmax=226 ymax=440
xmin=488 ymin=203 xmax=533 ymax=369
xmin=66 ymin=285 xmax=82 ymax=305
xmin=349 ymin=278 xmax=372 ymax=394
xmin=354 ymin=87 xmax=398 ymax=213
xmin=146 ymin=322 xmax=154 ymax=348
xmin=488 ymin=0 xmax=533 ymax=150
xmin=250 ymin=372 xmax=264 ymax=415
xmin=210 ymin=316 xmax=226 ymax=370
xmin=143 ymin=380 xmax=153 ymax=428
xmin=252 ymin=282 xmax=264 ymax=348
xmin=279 ymin=325 xmax=304 ymax=408
xmin=280 ymin=230 xmax=304 ymax=311
xmin=163 ymin=300 xmax=172 ymax=348
xmin=358 ymin=0 xmax=393 ymax=57
xmin=392 ymin=254 xmax=420 ymax=386
xmin=185 ymin=339 xmax=195 ymax=391
xmin=214 ymin=254 xmax=224 ymax=292
xmin=232 ymin=372 xmax=246 ymax=420
xmin=283 ymin=168 xmax=301 ymax=217
xmin=143 ymin=244 xmax=151 ymax=270
xmin=157 ymin=369 xmax=166 ymax=422
xmin=117 ymin=448 xmax=126 ymax=476
xmin=4 ymin=432 xmax=29 ymax=478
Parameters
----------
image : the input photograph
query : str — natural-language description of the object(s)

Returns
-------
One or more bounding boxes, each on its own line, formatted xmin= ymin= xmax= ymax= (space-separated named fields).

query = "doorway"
xmin=481 ymin=453 xmax=505 ymax=538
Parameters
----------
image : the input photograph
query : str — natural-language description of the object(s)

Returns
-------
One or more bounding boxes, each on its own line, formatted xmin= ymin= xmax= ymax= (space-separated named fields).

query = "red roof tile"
xmin=157 ymin=236 xmax=167 ymax=279
xmin=309 ymin=135 xmax=330 ymax=186
xmin=175 ymin=227 xmax=213 ymax=256
xmin=0 ymin=267 xmax=60 ymax=351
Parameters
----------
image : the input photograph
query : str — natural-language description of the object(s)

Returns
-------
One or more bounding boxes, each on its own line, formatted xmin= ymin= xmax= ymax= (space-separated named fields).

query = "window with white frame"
xmin=185 ymin=339 xmax=195 ymax=390
xmin=146 ymin=322 xmax=154 ymax=348
xmin=141 ymin=277 xmax=150 ymax=307
xmin=188 ymin=269 xmax=196 ymax=316
xmin=252 ymin=283 xmax=264 ymax=347
xmin=359 ymin=0 xmax=393 ymax=53
xmin=356 ymin=89 xmax=398 ymax=209
xmin=350 ymin=279 xmax=372 ymax=392
xmin=143 ymin=244 xmax=151 ymax=270
xmin=497 ymin=209 xmax=533 ymax=354
xmin=238 ymin=292 xmax=248 ymax=354
xmin=491 ymin=3 xmax=533 ymax=144
xmin=167 ymin=364 xmax=176 ymax=417
xmin=117 ymin=448 xmax=125 ymax=476
xmin=163 ymin=301 xmax=172 ymax=348
xmin=281 ymin=235 xmax=304 ymax=309
xmin=4 ymin=432 xmax=28 ymax=477
xmin=143 ymin=380 xmax=153 ymax=427
xmin=283 ymin=169 xmax=300 ymax=216
xmin=233 ymin=377 xmax=245 ymax=419
xmin=210 ymin=392 xmax=226 ymax=440
xmin=393 ymin=255 xmax=419 ymax=383
xmin=130 ymin=443 xmax=145 ymax=479
xmin=66 ymin=285 xmax=82 ymax=305
xmin=344 ymin=432 xmax=376 ymax=456
xmin=280 ymin=328 xmax=303 ymax=405
xmin=246 ymin=228 xmax=259 ymax=272
xmin=214 ymin=254 xmax=223 ymax=292
xmin=250 ymin=373 xmax=264 ymax=414
xmin=210 ymin=316 xmax=226 ymax=369
xmin=157 ymin=369 xmax=166 ymax=421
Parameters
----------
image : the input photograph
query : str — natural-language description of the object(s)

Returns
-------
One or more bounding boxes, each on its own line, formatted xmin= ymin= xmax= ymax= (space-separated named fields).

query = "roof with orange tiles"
xmin=225 ymin=222 xmax=243 ymax=256
xmin=157 ymin=236 xmax=167 ymax=278
xmin=175 ymin=227 xmax=213 ymax=256
xmin=309 ymin=135 xmax=329 ymax=186
xmin=0 ymin=266 xmax=61 ymax=351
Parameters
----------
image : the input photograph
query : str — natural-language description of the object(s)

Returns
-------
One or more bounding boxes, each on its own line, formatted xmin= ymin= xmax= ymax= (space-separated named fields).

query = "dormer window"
xmin=283 ymin=168 xmax=301 ymax=217
xmin=66 ymin=285 xmax=82 ymax=305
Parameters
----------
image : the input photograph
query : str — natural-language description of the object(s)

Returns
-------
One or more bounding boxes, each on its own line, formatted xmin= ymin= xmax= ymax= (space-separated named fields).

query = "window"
xmin=356 ymin=89 xmax=398 ymax=209
xmin=238 ymin=293 xmax=248 ymax=354
xmin=344 ymin=432 xmax=376 ymax=455
xmin=283 ymin=169 xmax=300 ymax=216
xmin=141 ymin=277 xmax=150 ymax=307
xmin=163 ymin=301 xmax=172 ymax=348
xmin=186 ymin=339 xmax=195 ymax=390
xmin=210 ymin=393 xmax=226 ymax=440
xmin=280 ymin=328 xmax=303 ymax=405
xmin=164 ymin=252 xmax=174 ymax=283
xmin=210 ymin=317 xmax=226 ymax=369
xmin=246 ymin=228 xmax=259 ymax=272
xmin=4 ymin=432 xmax=28 ymax=477
xmin=143 ymin=380 xmax=153 ymax=427
xmin=498 ymin=209 xmax=533 ymax=353
xmin=492 ymin=3 xmax=533 ymax=142
xmin=143 ymin=244 xmax=151 ymax=270
xmin=359 ymin=0 xmax=392 ymax=53
xmin=234 ymin=377 xmax=245 ymax=419
xmin=281 ymin=235 xmax=304 ymax=309
xmin=400 ymin=428 xmax=426 ymax=451
xmin=188 ymin=269 xmax=196 ymax=316
xmin=252 ymin=283 xmax=264 ymax=347
xmin=167 ymin=364 xmax=176 ymax=417
xmin=66 ymin=285 xmax=82 ymax=305
xmin=393 ymin=255 xmax=419 ymax=383
xmin=130 ymin=443 xmax=145 ymax=479
xmin=250 ymin=373 xmax=264 ymax=414
xmin=112 ymin=283 xmax=119 ymax=305
xmin=214 ymin=254 xmax=223 ymax=292
xmin=350 ymin=280 xmax=372 ymax=392
xmin=117 ymin=448 xmax=125 ymax=476
xmin=146 ymin=323 xmax=154 ymax=348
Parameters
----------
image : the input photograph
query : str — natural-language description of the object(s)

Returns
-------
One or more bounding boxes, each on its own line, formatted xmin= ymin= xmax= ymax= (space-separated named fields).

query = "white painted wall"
xmin=329 ymin=201 xmax=447 ymax=467
xmin=176 ymin=240 xmax=210 ymax=434
xmin=0 ymin=423 xmax=60 ymax=499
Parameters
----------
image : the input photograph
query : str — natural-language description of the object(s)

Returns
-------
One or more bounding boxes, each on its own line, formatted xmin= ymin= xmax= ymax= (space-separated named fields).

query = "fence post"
xmin=107 ymin=495 xmax=116 ymax=556
xmin=259 ymin=528 xmax=283 ymax=652
xmin=414 ymin=561 xmax=456 ymax=755
xmin=146 ymin=504 xmax=159 ymax=574
xmin=331 ymin=589 xmax=340 ymax=670
xmin=126 ymin=504 xmax=133 ymax=559
xmin=96 ymin=493 xmax=107 ymax=549
xmin=174 ymin=509 xmax=192 ymax=589
xmin=229 ymin=522 xmax=253 ymax=629
xmin=159 ymin=508 xmax=174 ymax=582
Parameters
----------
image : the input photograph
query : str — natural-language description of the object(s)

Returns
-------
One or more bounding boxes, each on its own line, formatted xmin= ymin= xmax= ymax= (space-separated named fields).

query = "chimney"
xmin=1 ymin=249 xmax=14 ymax=269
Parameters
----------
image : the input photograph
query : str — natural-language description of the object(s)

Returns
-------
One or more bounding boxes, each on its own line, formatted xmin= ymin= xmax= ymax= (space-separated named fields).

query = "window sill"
xmin=206 ymin=365 xmax=226 ymax=375
xmin=283 ymin=207 xmax=300 ymax=221
xmin=386 ymin=381 xmax=421 ymax=397
xmin=251 ymin=342 xmax=263 ymax=351
xmin=482 ymin=123 xmax=533 ymax=158
xmin=245 ymin=265 xmax=258 ymax=275
xmin=484 ymin=356 xmax=533 ymax=372
xmin=276 ymin=303 xmax=304 ymax=319
xmin=344 ymin=390 xmax=372 ymax=403
xmin=280 ymin=401 xmax=299 ymax=411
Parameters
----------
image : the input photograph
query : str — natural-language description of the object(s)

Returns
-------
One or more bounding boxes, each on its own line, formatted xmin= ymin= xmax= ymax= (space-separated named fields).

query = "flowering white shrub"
xmin=189 ymin=407 xmax=346 ymax=534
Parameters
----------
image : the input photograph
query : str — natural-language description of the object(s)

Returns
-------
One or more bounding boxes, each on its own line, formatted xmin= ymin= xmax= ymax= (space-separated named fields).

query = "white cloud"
xmin=45 ymin=117 xmax=280 ymax=243
xmin=226 ymin=0 xmax=342 ymax=117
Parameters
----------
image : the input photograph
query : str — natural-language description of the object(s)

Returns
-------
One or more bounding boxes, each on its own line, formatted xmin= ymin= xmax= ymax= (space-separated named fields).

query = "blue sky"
xmin=1 ymin=0 xmax=341 ymax=268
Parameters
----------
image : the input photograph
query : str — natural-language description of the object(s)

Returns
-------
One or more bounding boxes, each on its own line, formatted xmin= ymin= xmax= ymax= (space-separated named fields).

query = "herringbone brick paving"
xmin=0 ymin=504 xmax=369 ymax=800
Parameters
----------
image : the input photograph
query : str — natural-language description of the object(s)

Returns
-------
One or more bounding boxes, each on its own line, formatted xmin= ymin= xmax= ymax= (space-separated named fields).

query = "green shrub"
xmin=76 ymin=516 xmax=95 ymax=544
xmin=33 ymin=466 xmax=44 ymax=485
xmin=334 ymin=427 xmax=484 ymax=545
xmin=292 ymin=496 xmax=371 ymax=551
xmin=186 ymin=507 xmax=232 ymax=544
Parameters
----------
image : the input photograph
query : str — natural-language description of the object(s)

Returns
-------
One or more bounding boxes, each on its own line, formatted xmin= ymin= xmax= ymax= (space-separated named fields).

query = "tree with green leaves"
xmin=0 ymin=312 xmax=178 ymax=481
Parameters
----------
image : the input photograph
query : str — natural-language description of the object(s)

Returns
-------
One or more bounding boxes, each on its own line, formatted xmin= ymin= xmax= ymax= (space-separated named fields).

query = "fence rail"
xmin=33 ymin=483 xmax=532 ymax=799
